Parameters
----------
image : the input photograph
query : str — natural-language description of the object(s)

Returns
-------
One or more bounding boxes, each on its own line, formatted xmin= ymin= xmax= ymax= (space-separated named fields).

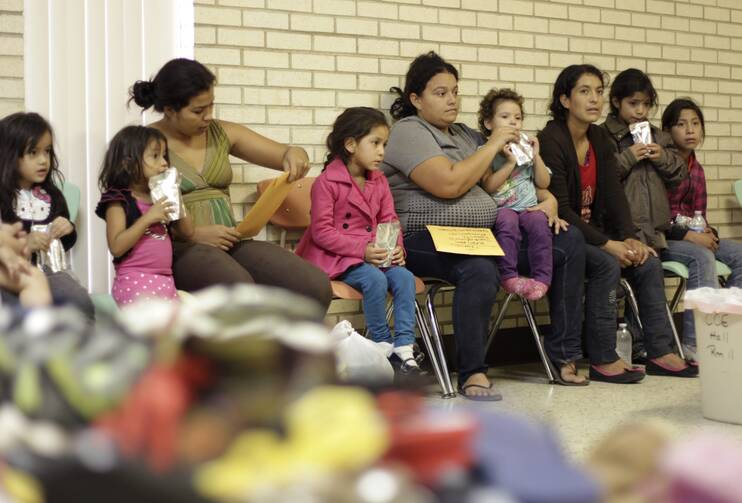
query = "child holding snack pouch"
xmin=478 ymin=88 xmax=553 ymax=300
xmin=0 ymin=112 xmax=94 ymax=318
xmin=97 ymin=126 xmax=193 ymax=305
xmin=296 ymin=107 xmax=422 ymax=374
xmin=601 ymin=68 xmax=687 ymax=250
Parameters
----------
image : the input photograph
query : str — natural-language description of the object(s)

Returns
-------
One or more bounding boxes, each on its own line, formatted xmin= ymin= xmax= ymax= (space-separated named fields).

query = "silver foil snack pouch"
xmin=31 ymin=223 xmax=68 ymax=273
xmin=374 ymin=221 xmax=400 ymax=268
xmin=509 ymin=132 xmax=535 ymax=166
xmin=629 ymin=121 xmax=652 ymax=145
xmin=148 ymin=167 xmax=185 ymax=222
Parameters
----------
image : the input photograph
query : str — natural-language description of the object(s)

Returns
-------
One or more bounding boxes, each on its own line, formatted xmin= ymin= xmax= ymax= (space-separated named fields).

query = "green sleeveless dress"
xmin=169 ymin=120 xmax=236 ymax=227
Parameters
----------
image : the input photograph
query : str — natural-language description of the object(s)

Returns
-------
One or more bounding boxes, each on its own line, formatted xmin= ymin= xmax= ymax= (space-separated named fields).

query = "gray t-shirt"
xmin=381 ymin=115 xmax=498 ymax=233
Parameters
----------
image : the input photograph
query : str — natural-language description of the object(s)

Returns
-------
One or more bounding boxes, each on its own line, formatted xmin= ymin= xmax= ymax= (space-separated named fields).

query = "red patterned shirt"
xmin=667 ymin=152 xmax=707 ymax=220
xmin=580 ymin=143 xmax=596 ymax=224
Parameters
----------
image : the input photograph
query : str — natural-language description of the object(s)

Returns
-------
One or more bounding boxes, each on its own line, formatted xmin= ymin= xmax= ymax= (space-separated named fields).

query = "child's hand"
xmin=27 ymin=231 xmax=51 ymax=252
xmin=530 ymin=136 xmax=540 ymax=157
xmin=364 ymin=244 xmax=388 ymax=266
xmin=629 ymin=142 xmax=649 ymax=161
xmin=391 ymin=245 xmax=405 ymax=266
xmin=502 ymin=143 xmax=517 ymax=163
xmin=684 ymin=228 xmax=719 ymax=251
xmin=645 ymin=143 xmax=663 ymax=162
xmin=145 ymin=198 xmax=175 ymax=226
xmin=50 ymin=216 xmax=74 ymax=239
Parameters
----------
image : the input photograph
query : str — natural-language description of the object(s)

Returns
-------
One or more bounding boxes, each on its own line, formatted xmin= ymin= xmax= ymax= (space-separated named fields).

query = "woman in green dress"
xmin=129 ymin=58 xmax=332 ymax=310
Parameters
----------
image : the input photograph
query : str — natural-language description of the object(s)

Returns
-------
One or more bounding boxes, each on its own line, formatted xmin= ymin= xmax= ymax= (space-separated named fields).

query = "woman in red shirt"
xmin=539 ymin=65 xmax=697 ymax=382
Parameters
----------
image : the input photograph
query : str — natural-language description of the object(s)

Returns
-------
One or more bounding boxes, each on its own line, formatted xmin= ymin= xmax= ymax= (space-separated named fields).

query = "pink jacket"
xmin=296 ymin=157 xmax=404 ymax=279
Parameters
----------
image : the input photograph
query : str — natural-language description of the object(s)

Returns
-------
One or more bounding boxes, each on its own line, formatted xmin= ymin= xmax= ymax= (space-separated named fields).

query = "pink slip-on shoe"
xmin=501 ymin=277 xmax=530 ymax=296
xmin=524 ymin=279 xmax=549 ymax=301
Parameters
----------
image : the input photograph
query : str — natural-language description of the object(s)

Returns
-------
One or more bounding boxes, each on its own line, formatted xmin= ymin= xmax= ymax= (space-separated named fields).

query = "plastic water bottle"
xmin=688 ymin=210 xmax=706 ymax=233
xmin=616 ymin=323 xmax=632 ymax=365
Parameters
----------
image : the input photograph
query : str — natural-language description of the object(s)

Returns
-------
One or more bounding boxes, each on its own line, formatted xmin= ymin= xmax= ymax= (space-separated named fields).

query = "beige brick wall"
xmin=195 ymin=0 xmax=742 ymax=331
xmin=0 ymin=0 xmax=23 ymax=115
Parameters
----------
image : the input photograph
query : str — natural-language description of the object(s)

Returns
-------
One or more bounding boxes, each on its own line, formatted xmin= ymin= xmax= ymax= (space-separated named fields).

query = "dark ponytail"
xmin=129 ymin=58 xmax=216 ymax=113
xmin=389 ymin=51 xmax=458 ymax=121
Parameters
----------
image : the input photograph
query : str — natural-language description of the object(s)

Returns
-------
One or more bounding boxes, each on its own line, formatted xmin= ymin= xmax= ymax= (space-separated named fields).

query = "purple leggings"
xmin=494 ymin=208 xmax=553 ymax=285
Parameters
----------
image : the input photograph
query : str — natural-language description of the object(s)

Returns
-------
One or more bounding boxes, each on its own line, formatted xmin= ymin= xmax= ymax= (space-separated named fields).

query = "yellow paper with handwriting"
xmin=426 ymin=225 xmax=504 ymax=256
xmin=237 ymin=173 xmax=292 ymax=238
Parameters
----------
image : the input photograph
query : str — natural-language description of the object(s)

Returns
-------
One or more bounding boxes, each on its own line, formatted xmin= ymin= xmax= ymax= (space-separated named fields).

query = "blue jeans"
xmin=403 ymin=231 xmax=499 ymax=383
xmin=518 ymin=226 xmax=586 ymax=365
xmin=339 ymin=263 xmax=417 ymax=347
xmin=660 ymin=238 xmax=742 ymax=346
xmin=585 ymin=247 xmax=675 ymax=363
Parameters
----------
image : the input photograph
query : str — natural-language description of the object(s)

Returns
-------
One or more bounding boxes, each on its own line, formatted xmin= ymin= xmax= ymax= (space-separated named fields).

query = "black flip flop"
xmin=458 ymin=382 xmax=503 ymax=402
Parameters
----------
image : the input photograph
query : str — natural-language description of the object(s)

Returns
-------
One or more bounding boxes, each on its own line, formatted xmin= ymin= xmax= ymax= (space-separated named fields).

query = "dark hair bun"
xmin=130 ymin=80 xmax=157 ymax=109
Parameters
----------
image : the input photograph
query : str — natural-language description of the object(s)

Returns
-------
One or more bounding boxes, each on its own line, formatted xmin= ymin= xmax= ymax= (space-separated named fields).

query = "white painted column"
xmin=24 ymin=0 xmax=193 ymax=294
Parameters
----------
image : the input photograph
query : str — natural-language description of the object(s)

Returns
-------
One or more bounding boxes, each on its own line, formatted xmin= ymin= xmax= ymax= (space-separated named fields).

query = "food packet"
xmin=509 ymin=132 xmax=534 ymax=166
xmin=630 ymin=121 xmax=652 ymax=145
xmin=31 ymin=223 xmax=68 ymax=273
xmin=148 ymin=167 xmax=186 ymax=222
xmin=374 ymin=221 xmax=400 ymax=268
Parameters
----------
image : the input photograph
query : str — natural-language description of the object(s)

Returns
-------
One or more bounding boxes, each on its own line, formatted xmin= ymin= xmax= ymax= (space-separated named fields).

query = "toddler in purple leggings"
xmin=478 ymin=88 xmax=553 ymax=300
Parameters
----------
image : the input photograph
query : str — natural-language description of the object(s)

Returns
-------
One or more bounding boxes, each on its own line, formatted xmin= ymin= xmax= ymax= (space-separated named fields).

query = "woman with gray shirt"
xmin=382 ymin=52 xmax=589 ymax=399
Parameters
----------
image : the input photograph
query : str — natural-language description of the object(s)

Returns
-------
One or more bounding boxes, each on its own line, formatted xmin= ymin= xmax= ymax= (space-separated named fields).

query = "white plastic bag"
xmin=330 ymin=320 xmax=394 ymax=385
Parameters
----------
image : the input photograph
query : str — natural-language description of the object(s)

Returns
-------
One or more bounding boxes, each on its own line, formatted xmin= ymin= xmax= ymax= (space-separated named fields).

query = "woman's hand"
xmin=26 ymin=231 xmax=51 ymax=252
xmin=282 ymin=146 xmax=310 ymax=182
xmin=0 ymin=223 xmax=28 ymax=257
xmin=193 ymin=225 xmax=241 ymax=251
xmin=486 ymin=126 xmax=520 ymax=152
xmin=391 ymin=245 xmax=405 ymax=266
xmin=49 ymin=216 xmax=74 ymax=240
xmin=624 ymin=238 xmax=656 ymax=265
xmin=601 ymin=240 xmax=634 ymax=267
xmin=364 ymin=244 xmax=388 ymax=266
xmin=528 ymin=191 xmax=569 ymax=234
xmin=684 ymin=228 xmax=719 ymax=251
xmin=0 ymin=245 xmax=30 ymax=282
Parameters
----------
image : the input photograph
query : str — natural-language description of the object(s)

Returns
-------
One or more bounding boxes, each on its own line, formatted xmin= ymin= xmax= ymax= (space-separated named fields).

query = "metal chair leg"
xmin=385 ymin=300 xmax=393 ymax=324
xmin=423 ymin=285 xmax=456 ymax=397
xmin=621 ymin=278 xmax=685 ymax=360
xmin=620 ymin=278 xmax=644 ymax=333
xmin=415 ymin=301 xmax=456 ymax=398
xmin=485 ymin=292 xmax=515 ymax=353
xmin=669 ymin=277 xmax=686 ymax=313
xmin=666 ymin=302 xmax=686 ymax=360
xmin=519 ymin=296 xmax=556 ymax=383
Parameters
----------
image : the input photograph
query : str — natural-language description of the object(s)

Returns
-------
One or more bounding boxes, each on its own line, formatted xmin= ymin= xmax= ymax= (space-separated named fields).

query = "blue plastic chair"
xmin=60 ymin=181 xmax=80 ymax=223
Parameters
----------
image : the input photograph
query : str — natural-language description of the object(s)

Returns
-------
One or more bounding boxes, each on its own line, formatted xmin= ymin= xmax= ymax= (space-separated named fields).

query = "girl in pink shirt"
xmin=96 ymin=126 xmax=193 ymax=305
xmin=297 ymin=107 xmax=421 ymax=373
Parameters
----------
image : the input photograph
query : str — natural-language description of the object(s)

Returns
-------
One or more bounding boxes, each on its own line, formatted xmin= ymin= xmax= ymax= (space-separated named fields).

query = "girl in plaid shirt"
xmin=661 ymin=98 xmax=742 ymax=357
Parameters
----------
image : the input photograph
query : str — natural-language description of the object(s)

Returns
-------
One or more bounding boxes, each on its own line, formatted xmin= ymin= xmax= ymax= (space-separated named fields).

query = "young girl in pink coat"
xmin=297 ymin=107 xmax=421 ymax=374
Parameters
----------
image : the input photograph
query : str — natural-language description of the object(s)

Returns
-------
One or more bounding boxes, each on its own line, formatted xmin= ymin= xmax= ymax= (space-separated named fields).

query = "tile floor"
xmin=429 ymin=363 xmax=742 ymax=461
